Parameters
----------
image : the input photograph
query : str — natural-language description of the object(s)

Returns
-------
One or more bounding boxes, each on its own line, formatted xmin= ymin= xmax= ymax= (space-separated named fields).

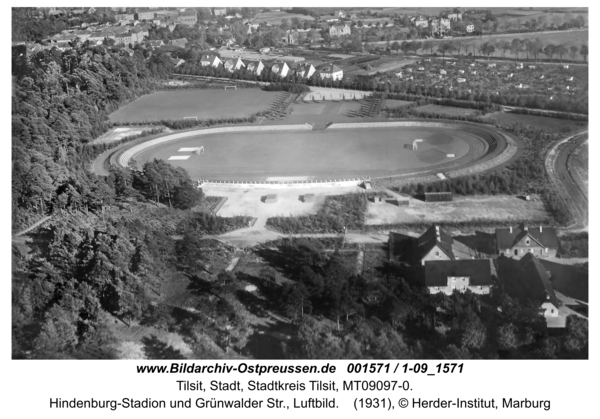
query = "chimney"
xmin=540 ymin=226 xmax=543 ymax=232
xmin=509 ymin=226 xmax=512 ymax=233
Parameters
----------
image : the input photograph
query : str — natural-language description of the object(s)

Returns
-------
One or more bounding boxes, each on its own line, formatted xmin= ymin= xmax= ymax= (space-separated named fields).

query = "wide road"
xmin=545 ymin=130 xmax=588 ymax=229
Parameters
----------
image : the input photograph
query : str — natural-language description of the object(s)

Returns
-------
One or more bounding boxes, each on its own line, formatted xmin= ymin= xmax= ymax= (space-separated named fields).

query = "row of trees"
xmin=389 ymin=38 xmax=588 ymax=63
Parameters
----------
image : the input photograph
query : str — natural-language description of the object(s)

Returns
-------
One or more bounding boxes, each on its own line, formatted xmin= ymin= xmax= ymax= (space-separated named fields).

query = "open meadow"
xmin=109 ymin=89 xmax=282 ymax=123
xmin=365 ymin=194 xmax=552 ymax=225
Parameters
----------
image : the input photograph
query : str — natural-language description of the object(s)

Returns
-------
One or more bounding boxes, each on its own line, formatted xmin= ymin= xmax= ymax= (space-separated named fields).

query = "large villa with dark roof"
xmin=496 ymin=225 xmax=558 ymax=259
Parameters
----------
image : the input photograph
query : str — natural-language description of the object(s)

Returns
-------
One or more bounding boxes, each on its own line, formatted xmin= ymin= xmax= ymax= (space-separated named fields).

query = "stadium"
xmin=114 ymin=121 xmax=516 ymax=185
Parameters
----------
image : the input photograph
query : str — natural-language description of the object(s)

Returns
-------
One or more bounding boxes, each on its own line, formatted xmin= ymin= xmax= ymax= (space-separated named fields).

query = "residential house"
xmin=295 ymin=63 xmax=316 ymax=79
xmin=171 ymin=58 xmax=186 ymax=67
xmin=114 ymin=32 xmax=133 ymax=45
xmin=466 ymin=24 xmax=475 ymax=33
xmin=336 ymin=10 xmax=346 ymax=19
xmin=416 ymin=224 xmax=477 ymax=264
xmin=137 ymin=10 xmax=157 ymax=21
xmin=329 ymin=24 xmax=351 ymax=37
xmin=148 ymin=40 xmax=165 ymax=49
xmin=223 ymin=57 xmax=245 ymax=72
xmin=245 ymin=22 xmax=259 ymax=34
xmin=131 ymin=26 xmax=149 ymax=43
xmin=496 ymin=225 xmax=558 ymax=259
xmin=414 ymin=16 xmax=428 ymax=28
xmin=245 ymin=60 xmax=264 ymax=76
xmin=121 ymin=47 xmax=134 ymax=56
xmin=271 ymin=62 xmax=290 ymax=78
xmin=213 ymin=7 xmax=227 ymax=16
xmin=501 ymin=253 xmax=560 ymax=319
xmin=447 ymin=12 xmax=462 ymax=21
xmin=177 ymin=11 xmax=198 ymax=26
xmin=158 ymin=45 xmax=181 ymax=56
xmin=518 ymin=254 xmax=560 ymax=318
xmin=284 ymin=30 xmax=299 ymax=45
xmin=116 ymin=13 xmax=135 ymax=21
xmin=170 ymin=38 xmax=188 ymax=48
xmin=425 ymin=259 xmax=495 ymax=295
xmin=389 ymin=224 xmax=478 ymax=266
xmin=88 ymin=31 xmax=116 ymax=43
xmin=200 ymin=54 xmax=222 ymax=67
xmin=318 ymin=63 xmax=343 ymax=81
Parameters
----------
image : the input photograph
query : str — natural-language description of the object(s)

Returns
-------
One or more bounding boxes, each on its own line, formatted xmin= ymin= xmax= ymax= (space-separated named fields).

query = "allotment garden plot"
xmin=109 ymin=88 xmax=281 ymax=123
xmin=133 ymin=125 xmax=481 ymax=181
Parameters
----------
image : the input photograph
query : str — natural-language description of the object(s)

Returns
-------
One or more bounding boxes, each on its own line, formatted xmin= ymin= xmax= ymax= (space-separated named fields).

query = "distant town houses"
xmin=413 ymin=16 xmax=429 ymax=28
xmin=175 ymin=11 xmax=198 ymax=26
xmin=329 ymin=24 xmax=351 ymax=38
xmin=213 ymin=7 xmax=227 ymax=17
xmin=136 ymin=10 xmax=158 ymax=21
xmin=425 ymin=259 xmax=495 ymax=295
xmin=147 ymin=40 xmax=164 ymax=49
xmin=496 ymin=225 xmax=558 ymax=259
xmin=318 ymin=63 xmax=343 ymax=81
xmin=447 ymin=12 xmax=462 ymax=21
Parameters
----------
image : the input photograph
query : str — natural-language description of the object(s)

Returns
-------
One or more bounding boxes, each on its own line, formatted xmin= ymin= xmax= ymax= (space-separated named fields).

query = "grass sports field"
xmin=134 ymin=126 xmax=483 ymax=181
xmin=109 ymin=89 xmax=282 ymax=123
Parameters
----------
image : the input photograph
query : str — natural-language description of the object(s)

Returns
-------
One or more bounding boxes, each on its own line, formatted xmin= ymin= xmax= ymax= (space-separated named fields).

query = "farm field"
xmin=109 ymin=89 xmax=282 ymax=123
xmin=483 ymin=112 xmax=587 ymax=131
xmin=415 ymin=104 xmax=479 ymax=117
xmin=365 ymin=194 xmax=552 ymax=225
xmin=252 ymin=11 xmax=314 ymax=24
xmin=134 ymin=126 xmax=476 ymax=181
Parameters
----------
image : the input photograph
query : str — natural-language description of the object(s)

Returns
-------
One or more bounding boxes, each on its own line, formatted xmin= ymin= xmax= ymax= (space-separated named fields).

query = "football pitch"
xmin=134 ymin=126 xmax=483 ymax=181
xmin=109 ymin=88 xmax=282 ymax=123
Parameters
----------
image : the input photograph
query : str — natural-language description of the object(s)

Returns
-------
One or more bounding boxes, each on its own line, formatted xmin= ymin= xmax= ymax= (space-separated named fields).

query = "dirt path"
xmin=14 ymin=215 xmax=52 ymax=237
xmin=545 ymin=130 xmax=588 ymax=229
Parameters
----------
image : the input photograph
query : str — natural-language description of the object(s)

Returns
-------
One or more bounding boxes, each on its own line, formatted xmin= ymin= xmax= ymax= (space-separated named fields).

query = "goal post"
xmin=224 ymin=85 xmax=237 ymax=90
xmin=183 ymin=116 xmax=198 ymax=121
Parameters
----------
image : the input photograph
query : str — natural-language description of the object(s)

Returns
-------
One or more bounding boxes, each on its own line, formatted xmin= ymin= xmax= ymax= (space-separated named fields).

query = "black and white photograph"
xmin=11 ymin=4 xmax=589 ymax=363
